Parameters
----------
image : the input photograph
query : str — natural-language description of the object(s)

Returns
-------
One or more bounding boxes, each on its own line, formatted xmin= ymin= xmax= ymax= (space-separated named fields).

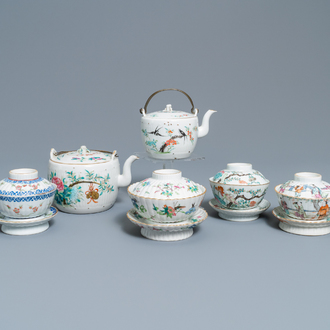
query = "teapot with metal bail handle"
xmin=140 ymin=88 xmax=216 ymax=159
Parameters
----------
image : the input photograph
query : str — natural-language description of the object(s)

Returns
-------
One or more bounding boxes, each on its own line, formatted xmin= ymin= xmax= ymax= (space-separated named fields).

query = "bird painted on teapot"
xmin=140 ymin=89 xmax=216 ymax=159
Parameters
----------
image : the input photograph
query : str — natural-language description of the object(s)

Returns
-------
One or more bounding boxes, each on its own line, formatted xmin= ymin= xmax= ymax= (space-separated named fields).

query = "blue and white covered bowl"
xmin=0 ymin=168 xmax=56 ymax=218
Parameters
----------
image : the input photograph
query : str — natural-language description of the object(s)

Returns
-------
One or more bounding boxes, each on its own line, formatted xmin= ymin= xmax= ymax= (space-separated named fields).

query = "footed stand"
xmin=0 ymin=206 xmax=58 ymax=236
xmin=278 ymin=221 xmax=330 ymax=236
xmin=127 ymin=208 xmax=208 ymax=242
xmin=273 ymin=206 xmax=330 ymax=236
xmin=141 ymin=227 xmax=193 ymax=241
xmin=1 ymin=222 xmax=49 ymax=236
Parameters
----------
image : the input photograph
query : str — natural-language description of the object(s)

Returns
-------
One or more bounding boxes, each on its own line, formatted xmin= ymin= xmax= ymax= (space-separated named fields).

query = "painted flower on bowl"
xmin=163 ymin=205 xmax=176 ymax=217
xmin=52 ymin=176 xmax=64 ymax=192
xmin=165 ymin=139 xmax=177 ymax=146
xmin=13 ymin=206 xmax=22 ymax=214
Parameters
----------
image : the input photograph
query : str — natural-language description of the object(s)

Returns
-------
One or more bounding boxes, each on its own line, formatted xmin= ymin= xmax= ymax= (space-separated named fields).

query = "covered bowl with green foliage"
xmin=127 ymin=169 xmax=206 ymax=223
xmin=209 ymin=163 xmax=270 ymax=210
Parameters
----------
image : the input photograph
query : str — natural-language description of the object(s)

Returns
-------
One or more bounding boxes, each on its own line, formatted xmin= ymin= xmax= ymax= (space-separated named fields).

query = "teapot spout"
xmin=197 ymin=110 xmax=216 ymax=138
xmin=118 ymin=155 xmax=139 ymax=188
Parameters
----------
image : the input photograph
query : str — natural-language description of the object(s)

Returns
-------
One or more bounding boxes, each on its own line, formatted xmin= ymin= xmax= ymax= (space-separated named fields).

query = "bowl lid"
xmin=143 ymin=104 xmax=196 ymax=119
xmin=211 ymin=163 xmax=269 ymax=185
xmin=128 ymin=169 xmax=205 ymax=200
xmin=276 ymin=172 xmax=330 ymax=198
xmin=50 ymin=146 xmax=115 ymax=165
xmin=0 ymin=168 xmax=55 ymax=196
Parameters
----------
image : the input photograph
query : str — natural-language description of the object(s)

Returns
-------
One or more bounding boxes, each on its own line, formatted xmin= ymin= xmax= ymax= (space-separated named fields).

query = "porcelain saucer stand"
xmin=272 ymin=206 xmax=330 ymax=236
xmin=127 ymin=208 xmax=208 ymax=241
xmin=0 ymin=206 xmax=58 ymax=236
xmin=209 ymin=198 xmax=271 ymax=221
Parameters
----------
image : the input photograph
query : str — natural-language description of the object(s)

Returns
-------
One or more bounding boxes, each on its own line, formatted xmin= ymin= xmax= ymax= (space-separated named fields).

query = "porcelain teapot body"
xmin=48 ymin=146 xmax=138 ymax=214
xmin=140 ymin=89 xmax=216 ymax=159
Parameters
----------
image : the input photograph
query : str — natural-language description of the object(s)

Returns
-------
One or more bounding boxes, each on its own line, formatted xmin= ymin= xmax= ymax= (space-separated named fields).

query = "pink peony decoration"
xmin=52 ymin=176 xmax=64 ymax=192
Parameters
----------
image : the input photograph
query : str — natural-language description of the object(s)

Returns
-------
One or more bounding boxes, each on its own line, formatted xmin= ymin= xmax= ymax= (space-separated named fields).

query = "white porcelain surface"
xmin=127 ymin=207 xmax=208 ymax=241
xmin=48 ymin=146 xmax=138 ymax=214
xmin=275 ymin=172 xmax=330 ymax=220
xmin=272 ymin=206 xmax=330 ymax=236
xmin=209 ymin=163 xmax=269 ymax=210
xmin=277 ymin=172 xmax=330 ymax=198
xmin=140 ymin=92 xmax=216 ymax=159
xmin=0 ymin=168 xmax=56 ymax=218
xmin=211 ymin=163 xmax=269 ymax=185
xmin=127 ymin=169 xmax=206 ymax=223
xmin=209 ymin=198 xmax=271 ymax=221
xmin=0 ymin=206 xmax=58 ymax=235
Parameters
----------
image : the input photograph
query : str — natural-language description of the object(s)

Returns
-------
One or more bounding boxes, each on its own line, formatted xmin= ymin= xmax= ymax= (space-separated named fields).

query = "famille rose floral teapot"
xmin=140 ymin=89 xmax=216 ymax=159
xmin=48 ymin=146 xmax=138 ymax=214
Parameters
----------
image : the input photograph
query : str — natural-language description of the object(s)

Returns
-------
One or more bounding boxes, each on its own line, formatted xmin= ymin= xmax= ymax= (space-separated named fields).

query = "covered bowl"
xmin=0 ymin=168 xmax=56 ymax=218
xmin=209 ymin=163 xmax=269 ymax=209
xmin=127 ymin=169 xmax=206 ymax=223
xmin=275 ymin=172 xmax=330 ymax=220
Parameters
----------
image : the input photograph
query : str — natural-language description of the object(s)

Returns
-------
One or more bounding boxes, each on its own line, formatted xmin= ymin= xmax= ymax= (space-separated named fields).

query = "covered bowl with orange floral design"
xmin=275 ymin=172 xmax=330 ymax=220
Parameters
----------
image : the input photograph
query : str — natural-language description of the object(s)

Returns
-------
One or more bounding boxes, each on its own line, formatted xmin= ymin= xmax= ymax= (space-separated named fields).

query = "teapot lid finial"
xmin=164 ymin=104 xmax=173 ymax=112
xmin=78 ymin=145 xmax=90 ymax=154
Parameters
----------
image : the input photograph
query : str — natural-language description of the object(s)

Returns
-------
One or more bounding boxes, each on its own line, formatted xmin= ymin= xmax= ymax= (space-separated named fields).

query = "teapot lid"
xmin=50 ymin=146 xmax=116 ymax=165
xmin=143 ymin=104 xmax=197 ymax=119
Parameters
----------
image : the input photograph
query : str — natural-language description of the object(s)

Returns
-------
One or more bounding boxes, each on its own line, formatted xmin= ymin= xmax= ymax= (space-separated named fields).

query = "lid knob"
xmin=9 ymin=168 xmax=38 ymax=181
xmin=294 ymin=172 xmax=322 ymax=184
xmin=77 ymin=145 xmax=90 ymax=155
xmin=152 ymin=169 xmax=182 ymax=180
xmin=164 ymin=104 xmax=173 ymax=113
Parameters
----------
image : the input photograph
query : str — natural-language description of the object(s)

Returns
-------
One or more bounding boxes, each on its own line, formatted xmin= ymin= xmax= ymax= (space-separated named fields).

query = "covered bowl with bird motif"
xmin=275 ymin=172 xmax=330 ymax=220
xmin=209 ymin=163 xmax=270 ymax=210
xmin=127 ymin=169 xmax=206 ymax=223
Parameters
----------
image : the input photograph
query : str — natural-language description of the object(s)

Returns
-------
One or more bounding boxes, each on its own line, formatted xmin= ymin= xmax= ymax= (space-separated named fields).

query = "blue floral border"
xmin=0 ymin=191 xmax=55 ymax=202
xmin=3 ymin=177 xmax=44 ymax=184
xmin=0 ymin=185 xmax=55 ymax=196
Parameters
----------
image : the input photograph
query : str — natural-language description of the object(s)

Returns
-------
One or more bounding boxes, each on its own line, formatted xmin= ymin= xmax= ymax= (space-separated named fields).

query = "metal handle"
xmin=139 ymin=88 xmax=197 ymax=115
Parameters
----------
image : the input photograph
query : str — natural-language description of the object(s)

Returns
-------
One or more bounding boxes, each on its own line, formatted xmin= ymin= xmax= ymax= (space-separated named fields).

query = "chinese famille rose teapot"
xmin=48 ymin=146 xmax=138 ymax=214
xmin=140 ymin=89 xmax=216 ymax=159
